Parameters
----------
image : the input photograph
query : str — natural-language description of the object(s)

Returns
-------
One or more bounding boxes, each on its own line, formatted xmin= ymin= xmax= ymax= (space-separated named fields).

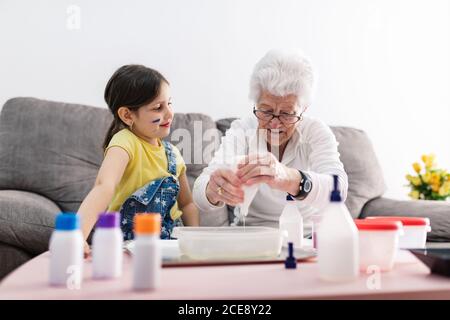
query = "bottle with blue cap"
xmin=317 ymin=175 xmax=359 ymax=281
xmin=49 ymin=213 xmax=83 ymax=287
xmin=279 ymin=194 xmax=303 ymax=248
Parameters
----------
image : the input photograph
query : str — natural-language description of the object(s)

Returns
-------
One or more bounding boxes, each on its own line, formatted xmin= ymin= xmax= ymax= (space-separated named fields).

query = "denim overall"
xmin=119 ymin=141 xmax=182 ymax=240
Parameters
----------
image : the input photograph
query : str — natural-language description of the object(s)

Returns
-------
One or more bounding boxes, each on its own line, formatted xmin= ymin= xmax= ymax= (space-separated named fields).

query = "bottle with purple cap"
xmin=92 ymin=212 xmax=123 ymax=279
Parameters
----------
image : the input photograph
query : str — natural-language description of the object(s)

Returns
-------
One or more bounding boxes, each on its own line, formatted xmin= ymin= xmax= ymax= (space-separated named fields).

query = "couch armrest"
xmin=360 ymin=197 xmax=450 ymax=242
xmin=0 ymin=190 xmax=59 ymax=255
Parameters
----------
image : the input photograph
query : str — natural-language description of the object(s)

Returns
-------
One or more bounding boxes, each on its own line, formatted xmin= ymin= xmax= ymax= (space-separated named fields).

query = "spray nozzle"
xmin=330 ymin=175 xmax=342 ymax=202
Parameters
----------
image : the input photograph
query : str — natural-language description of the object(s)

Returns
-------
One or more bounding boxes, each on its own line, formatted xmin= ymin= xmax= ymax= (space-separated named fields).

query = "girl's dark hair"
xmin=103 ymin=64 xmax=169 ymax=150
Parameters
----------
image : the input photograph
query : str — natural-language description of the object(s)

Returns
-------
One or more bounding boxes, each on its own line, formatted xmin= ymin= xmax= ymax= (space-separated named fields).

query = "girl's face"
xmin=130 ymin=82 xmax=174 ymax=144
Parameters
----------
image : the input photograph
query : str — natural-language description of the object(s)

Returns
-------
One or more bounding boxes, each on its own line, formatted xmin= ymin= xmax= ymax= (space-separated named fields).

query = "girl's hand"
xmin=178 ymin=172 xmax=200 ymax=226
xmin=206 ymin=168 xmax=244 ymax=206
xmin=83 ymin=241 xmax=91 ymax=259
xmin=236 ymin=153 xmax=301 ymax=195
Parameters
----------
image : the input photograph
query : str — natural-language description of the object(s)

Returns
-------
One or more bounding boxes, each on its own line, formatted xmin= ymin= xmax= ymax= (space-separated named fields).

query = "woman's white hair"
xmin=249 ymin=49 xmax=314 ymax=108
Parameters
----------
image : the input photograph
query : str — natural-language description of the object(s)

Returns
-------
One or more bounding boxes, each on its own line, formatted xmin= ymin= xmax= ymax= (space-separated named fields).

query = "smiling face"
xmin=118 ymin=82 xmax=173 ymax=145
xmin=256 ymin=91 xmax=300 ymax=148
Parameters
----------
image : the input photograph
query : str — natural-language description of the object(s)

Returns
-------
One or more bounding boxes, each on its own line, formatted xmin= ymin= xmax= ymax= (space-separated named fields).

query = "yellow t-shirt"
xmin=105 ymin=129 xmax=186 ymax=220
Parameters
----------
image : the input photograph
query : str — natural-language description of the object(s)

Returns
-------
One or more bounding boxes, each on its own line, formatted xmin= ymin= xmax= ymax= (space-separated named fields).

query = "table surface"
xmin=1 ymin=250 xmax=450 ymax=300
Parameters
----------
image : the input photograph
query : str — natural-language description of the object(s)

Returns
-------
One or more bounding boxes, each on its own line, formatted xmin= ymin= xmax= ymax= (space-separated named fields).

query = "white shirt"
xmin=192 ymin=115 xmax=348 ymax=236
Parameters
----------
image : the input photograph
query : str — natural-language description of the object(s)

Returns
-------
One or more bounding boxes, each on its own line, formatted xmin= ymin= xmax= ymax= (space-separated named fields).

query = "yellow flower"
xmin=430 ymin=172 xmax=441 ymax=186
xmin=406 ymin=174 xmax=422 ymax=186
xmin=409 ymin=190 xmax=420 ymax=199
xmin=438 ymin=186 xmax=447 ymax=196
xmin=421 ymin=154 xmax=428 ymax=163
xmin=422 ymin=171 xmax=431 ymax=183
xmin=412 ymin=162 xmax=421 ymax=174
xmin=432 ymin=183 xmax=440 ymax=193
xmin=411 ymin=177 xmax=422 ymax=186
xmin=422 ymin=153 xmax=435 ymax=169
xmin=443 ymin=181 xmax=450 ymax=194
xmin=429 ymin=153 xmax=436 ymax=162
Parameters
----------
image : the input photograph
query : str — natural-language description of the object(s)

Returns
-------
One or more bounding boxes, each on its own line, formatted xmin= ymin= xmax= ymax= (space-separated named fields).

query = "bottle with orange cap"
xmin=132 ymin=213 xmax=161 ymax=290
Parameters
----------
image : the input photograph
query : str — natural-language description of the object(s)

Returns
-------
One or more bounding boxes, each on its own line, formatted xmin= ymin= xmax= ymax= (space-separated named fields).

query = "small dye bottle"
xmin=92 ymin=212 xmax=123 ymax=279
xmin=49 ymin=213 xmax=83 ymax=287
xmin=132 ymin=213 xmax=162 ymax=290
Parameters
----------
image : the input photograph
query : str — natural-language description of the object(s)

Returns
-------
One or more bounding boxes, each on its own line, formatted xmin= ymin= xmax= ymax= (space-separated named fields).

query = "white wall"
xmin=1 ymin=0 xmax=449 ymax=199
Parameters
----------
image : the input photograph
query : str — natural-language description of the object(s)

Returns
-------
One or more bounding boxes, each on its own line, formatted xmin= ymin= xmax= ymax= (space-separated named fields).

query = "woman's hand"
xmin=206 ymin=168 xmax=244 ymax=206
xmin=236 ymin=152 xmax=301 ymax=195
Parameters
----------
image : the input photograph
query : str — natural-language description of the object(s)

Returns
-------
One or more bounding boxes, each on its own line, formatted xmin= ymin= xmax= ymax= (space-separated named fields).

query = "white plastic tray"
xmin=171 ymin=226 xmax=285 ymax=260
xmin=123 ymin=239 xmax=180 ymax=260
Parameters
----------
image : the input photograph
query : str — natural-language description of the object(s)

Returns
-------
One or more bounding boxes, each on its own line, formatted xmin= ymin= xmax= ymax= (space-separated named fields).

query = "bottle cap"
xmin=96 ymin=212 xmax=120 ymax=228
xmin=330 ymin=175 xmax=342 ymax=202
xmin=355 ymin=219 xmax=402 ymax=231
xmin=286 ymin=194 xmax=295 ymax=201
xmin=366 ymin=216 xmax=430 ymax=226
xmin=55 ymin=212 xmax=80 ymax=231
xmin=285 ymin=242 xmax=297 ymax=269
xmin=134 ymin=213 xmax=161 ymax=235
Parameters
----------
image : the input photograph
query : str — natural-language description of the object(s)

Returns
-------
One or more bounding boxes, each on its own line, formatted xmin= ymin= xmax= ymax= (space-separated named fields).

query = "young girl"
xmin=78 ymin=64 xmax=199 ymax=256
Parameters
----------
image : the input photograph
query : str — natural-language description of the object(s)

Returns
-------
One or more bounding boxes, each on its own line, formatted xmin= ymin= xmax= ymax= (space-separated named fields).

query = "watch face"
xmin=303 ymin=180 xmax=312 ymax=193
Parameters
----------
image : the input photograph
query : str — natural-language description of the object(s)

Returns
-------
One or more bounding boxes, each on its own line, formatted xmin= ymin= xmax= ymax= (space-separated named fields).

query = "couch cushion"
xmin=0 ymin=190 xmax=60 ymax=254
xmin=331 ymin=126 xmax=386 ymax=218
xmin=0 ymin=97 xmax=112 ymax=213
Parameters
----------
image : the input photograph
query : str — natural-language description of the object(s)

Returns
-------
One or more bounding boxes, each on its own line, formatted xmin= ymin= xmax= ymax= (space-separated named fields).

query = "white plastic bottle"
xmin=132 ymin=213 xmax=161 ymax=290
xmin=49 ymin=213 xmax=83 ymax=287
xmin=92 ymin=212 xmax=123 ymax=279
xmin=279 ymin=195 xmax=303 ymax=248
xmin=318 ymin=175 xmax=359 ymax=281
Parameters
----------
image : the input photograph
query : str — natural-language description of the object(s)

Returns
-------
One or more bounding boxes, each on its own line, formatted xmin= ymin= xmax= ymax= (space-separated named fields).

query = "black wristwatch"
xmin=289 ymin=170 xmax=313 ymax=200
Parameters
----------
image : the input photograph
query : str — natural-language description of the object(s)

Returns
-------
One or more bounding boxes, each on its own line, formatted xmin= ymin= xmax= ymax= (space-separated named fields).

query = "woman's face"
xmin=131 ymin=82 xmax=174 ymax=142
xmin=256 ymin=91 xmax=300 ymax=147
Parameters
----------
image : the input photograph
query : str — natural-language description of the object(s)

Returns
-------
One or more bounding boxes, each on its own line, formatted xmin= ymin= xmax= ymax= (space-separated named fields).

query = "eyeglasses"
xmin=253 ymin=107 xmax=302 ymax=124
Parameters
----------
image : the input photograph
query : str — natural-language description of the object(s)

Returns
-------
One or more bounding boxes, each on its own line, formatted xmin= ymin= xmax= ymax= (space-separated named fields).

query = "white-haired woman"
xmin=192 ymin=49 xmax=348 ymax=234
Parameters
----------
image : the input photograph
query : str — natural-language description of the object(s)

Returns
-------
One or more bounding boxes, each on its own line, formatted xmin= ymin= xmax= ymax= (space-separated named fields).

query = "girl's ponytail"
xmin=103 ymin=118 xmax=125 ymax=151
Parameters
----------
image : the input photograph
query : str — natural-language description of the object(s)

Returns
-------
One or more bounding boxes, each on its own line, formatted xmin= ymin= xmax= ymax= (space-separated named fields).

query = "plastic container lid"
xmin=355 ymin=219 xmax=402 ymax=231
xmin=55 ymin=212 xmax=79 ymax=231
xmin=366 ymin=216 xmax=430 ymax=226
xmin=96 ymin=212 xmax=120 ymax=228
xmin=134 ymin=213 xmax=161 ymax=235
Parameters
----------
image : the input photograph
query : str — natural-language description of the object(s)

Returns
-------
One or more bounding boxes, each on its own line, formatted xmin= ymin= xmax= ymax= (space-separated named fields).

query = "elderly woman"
xmin=192 ymin=49 xmax=348 ymax=234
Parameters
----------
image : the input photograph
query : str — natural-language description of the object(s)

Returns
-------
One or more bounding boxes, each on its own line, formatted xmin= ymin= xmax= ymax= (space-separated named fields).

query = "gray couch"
xmin=1 ymin=97 xmax=449 ymax=280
